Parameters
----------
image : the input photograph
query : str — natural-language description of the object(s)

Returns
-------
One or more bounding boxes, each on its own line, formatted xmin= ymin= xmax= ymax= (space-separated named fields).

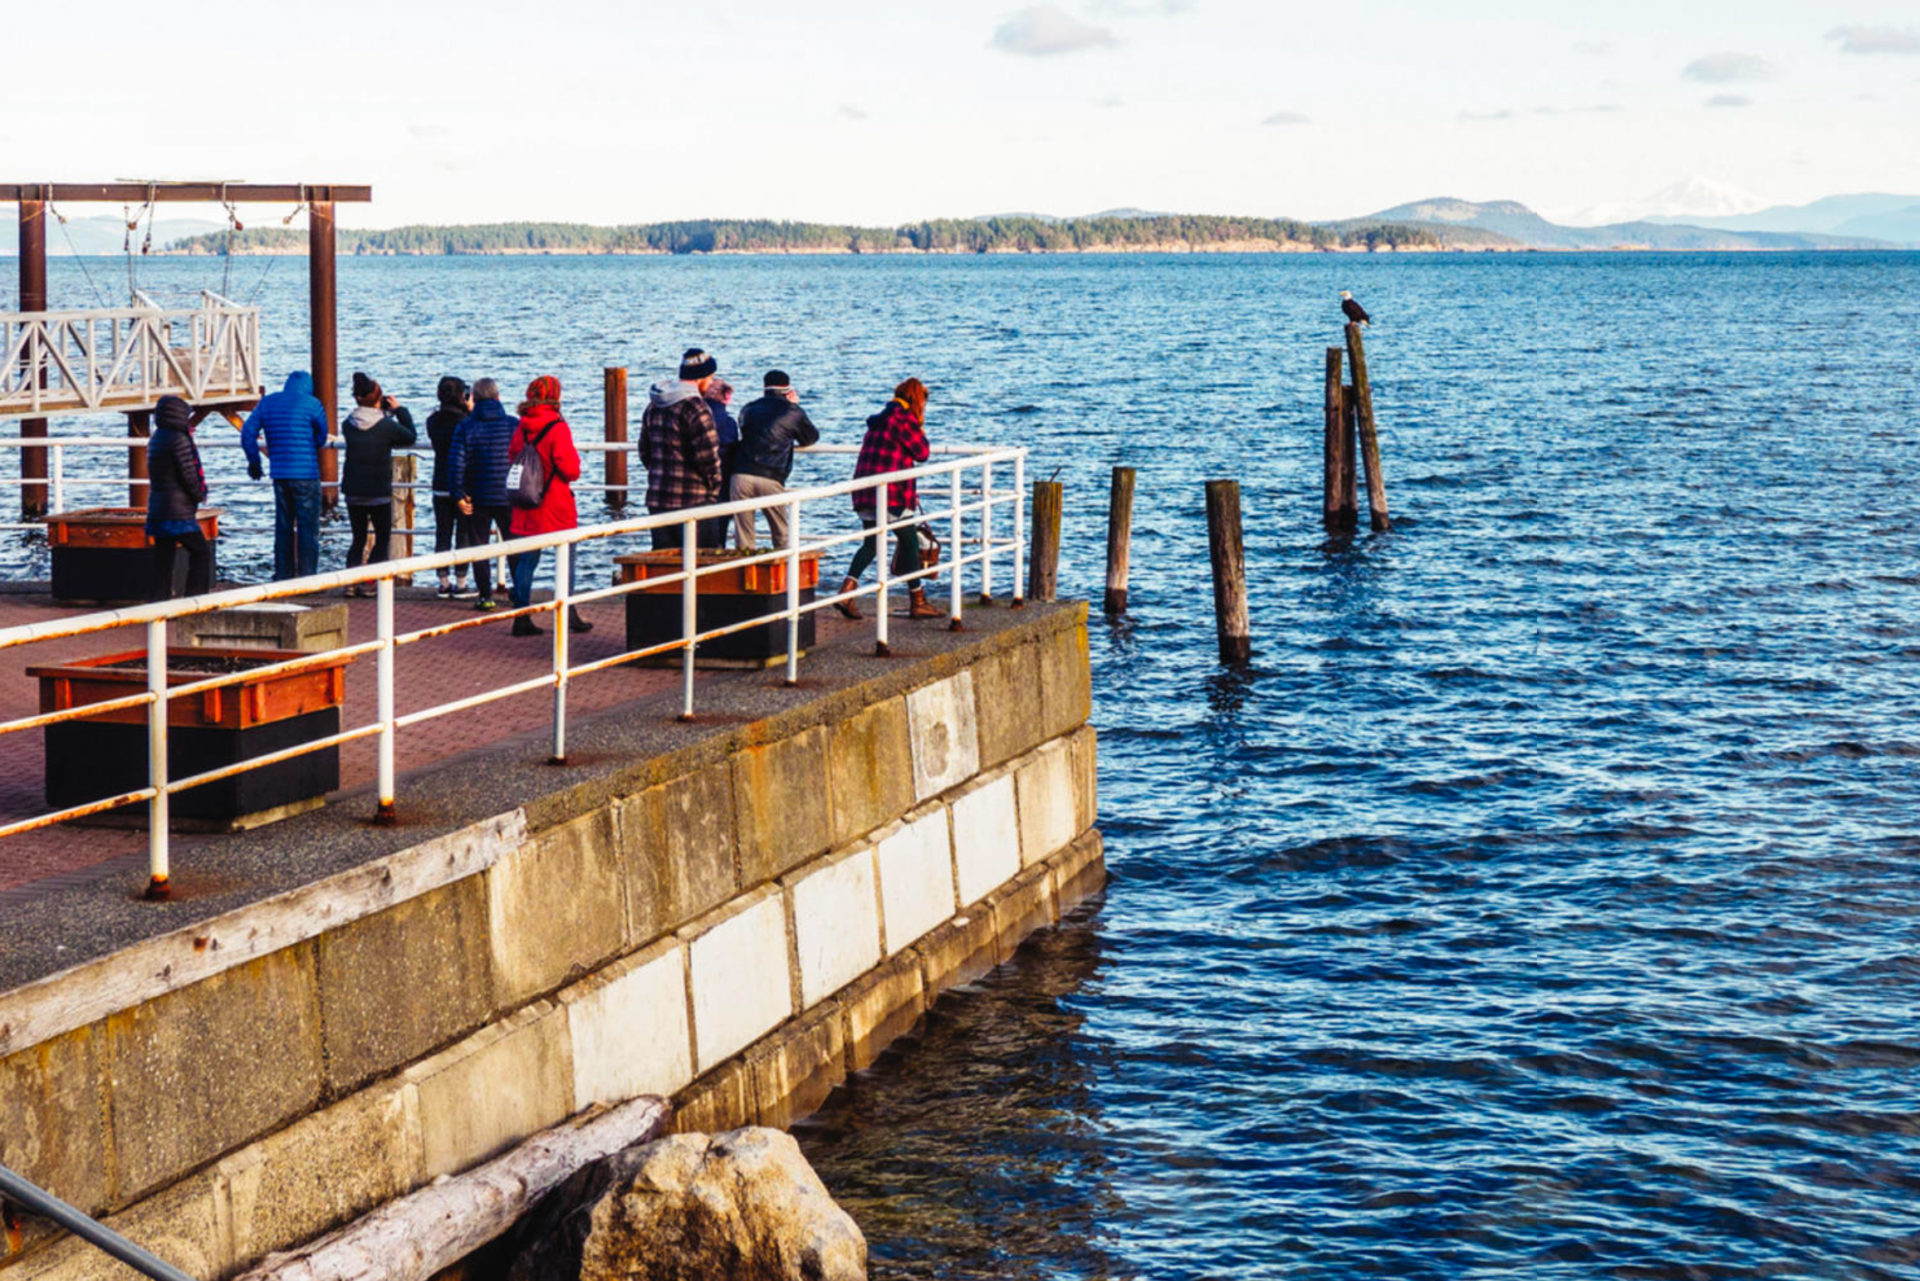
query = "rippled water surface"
xmin=9 ymin=252 xmax=1920 ymax=1278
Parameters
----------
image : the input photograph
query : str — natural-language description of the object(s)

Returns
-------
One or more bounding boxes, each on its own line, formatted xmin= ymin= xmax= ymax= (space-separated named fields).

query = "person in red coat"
xmin=506 ymin=376 xmax=593 ymax=637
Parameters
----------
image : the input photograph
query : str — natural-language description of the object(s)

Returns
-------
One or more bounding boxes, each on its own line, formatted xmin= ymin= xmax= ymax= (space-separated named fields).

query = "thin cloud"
xmin=1827 ymin=25 xmax=1920 ymax=55
xmin=1261 ymin=110 xmax=1311 ymax=126
xmin=408 ymin=123 xmax=452 ymax=139
xmin=1094 ymin=95 xmax=1127 ymax=108
xmin=1089 ymin=0 xmax=1193 ymax=12
xmin=990 ymin=6 xmax=1117 ymax=56
xmin=1460 ymin=108 xmax=1515 ymax=122
xmin=1683 ymin=52 xmax=1776 ymax=83
xmin=837 ymin=104 xmax=870 ymax=120
xmin=1705 ymin=94 xmax=1752 ymax=108
xmin=1571 ymin=39 xmax=1613 ymax=56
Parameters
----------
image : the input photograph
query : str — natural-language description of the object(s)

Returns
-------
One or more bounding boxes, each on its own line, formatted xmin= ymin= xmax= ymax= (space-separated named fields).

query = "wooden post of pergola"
xmin=4 ymin=182 xmax=372 ymax=518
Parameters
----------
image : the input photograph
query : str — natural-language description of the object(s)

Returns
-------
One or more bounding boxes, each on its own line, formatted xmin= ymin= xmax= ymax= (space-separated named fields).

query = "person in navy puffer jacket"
xmin=241 ymin=371 xmax=330 ymax=580
xmin=447 ymin=377 xmax=518 ymax=610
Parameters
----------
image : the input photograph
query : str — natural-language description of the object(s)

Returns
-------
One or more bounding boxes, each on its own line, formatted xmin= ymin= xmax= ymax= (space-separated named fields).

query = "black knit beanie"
xmin=679 ymin=348 xmax=718 ymax=381
xmin=763 ymin=370 xmax=790 ymax=389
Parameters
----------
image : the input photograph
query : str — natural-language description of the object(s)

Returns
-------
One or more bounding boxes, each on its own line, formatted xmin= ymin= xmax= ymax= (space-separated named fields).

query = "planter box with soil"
xmin=43 ymin=506 xmax=222 ymax=604
xmin=613 ymin=549 xmax=819 ymax=668
xmin=29 ymin=646 xmax=351 ymax=830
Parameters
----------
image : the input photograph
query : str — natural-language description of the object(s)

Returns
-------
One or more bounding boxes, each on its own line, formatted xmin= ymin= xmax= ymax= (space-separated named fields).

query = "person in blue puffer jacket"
xmin=241 ymin=371 xmax=331 ymax=580
xmin=446 ymin=378 xmax=518 ymax=610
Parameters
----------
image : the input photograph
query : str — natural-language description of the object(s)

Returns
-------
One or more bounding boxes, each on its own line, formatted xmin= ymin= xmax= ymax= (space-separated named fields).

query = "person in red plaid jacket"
xmin=640 ymin=348 xmax=725 ymax=550
xmin=836 ymin=378 xmax=942 ymax=621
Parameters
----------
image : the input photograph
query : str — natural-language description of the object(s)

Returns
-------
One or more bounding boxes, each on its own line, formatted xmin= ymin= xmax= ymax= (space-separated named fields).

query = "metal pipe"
xmin=785 ymin=497 xmax=802 ymax=687
xmin=145 ymin=619 xmax=170 ymax=900
xmin=980 ymin=463 xmax=995 ymax=603
xmin=375 ymin=576 xmax=396 ymax=823
xmin=680 ymin=518 xmax=696 ymax=721
xmin=0 ymin=1162 xmax=199 ymax=1281
xmin=551 ymin=545 xmax=569 ymax=763
xmin=18 ymin=193 xmax=48 ymax=518
xmin=874 ymin=503 xmax=891 ymax=658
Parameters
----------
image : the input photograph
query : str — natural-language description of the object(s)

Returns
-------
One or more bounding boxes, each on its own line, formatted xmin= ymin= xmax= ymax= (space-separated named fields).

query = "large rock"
xmin=506 ymin=1127 xmax=865 ymax=1281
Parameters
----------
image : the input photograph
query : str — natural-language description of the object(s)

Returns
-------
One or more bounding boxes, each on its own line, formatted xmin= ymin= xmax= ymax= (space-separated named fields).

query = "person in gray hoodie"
xmin=639 ymin=349 xmax=725 ymax=550
xmin=340 ymin=371 xmax=417 ymax=592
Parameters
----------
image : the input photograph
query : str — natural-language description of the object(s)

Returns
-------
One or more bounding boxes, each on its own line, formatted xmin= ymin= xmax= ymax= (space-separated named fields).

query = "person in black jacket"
xmin=729 ymin=370 xmax=819 ymax=549
xmin=146 ymin=395 xmax=213 ymax=600
xmin=341 ymin=372 xmax=417 ymax=593
xmin=425 ymin=376 xmax=474 ymax=598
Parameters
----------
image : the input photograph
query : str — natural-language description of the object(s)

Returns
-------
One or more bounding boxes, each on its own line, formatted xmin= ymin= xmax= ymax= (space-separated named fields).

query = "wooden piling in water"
xmin=1104 ymin=466 xmax=1135 ymax=614
xmin=1029 ymin=480 xmax=1063 ymax=603
xmin=603 ymin=366 xmax=629 ymax=509
xmin=126 ymin=409 xmax=151 ymax=509
xmin=1323 ymin=349 xmax=1356 ymax=533
xmin=1344 ymin=322 xmax=1390 ymax=532
xmin=1205 ymin=479 xmax=1251 ymax=663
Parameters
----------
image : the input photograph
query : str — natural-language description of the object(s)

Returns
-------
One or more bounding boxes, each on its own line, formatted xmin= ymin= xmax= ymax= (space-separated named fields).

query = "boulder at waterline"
xmin=505 ymin=1127 xmax=866 ymax=1281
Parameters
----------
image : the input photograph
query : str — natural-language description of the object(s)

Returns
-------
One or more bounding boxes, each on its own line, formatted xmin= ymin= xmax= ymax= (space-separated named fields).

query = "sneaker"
xmin=452 ymin=581 xmax=478 ymax=599
xmin=435 ymin=581 xmax=454 ymax=599
xmin=474 ymin=596 xmax=498 ymax=612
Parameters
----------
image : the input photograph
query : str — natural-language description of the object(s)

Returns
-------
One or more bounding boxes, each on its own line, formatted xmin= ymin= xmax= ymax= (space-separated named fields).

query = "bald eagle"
xmin=1341 ymin=291 xmax=1371 ymax=326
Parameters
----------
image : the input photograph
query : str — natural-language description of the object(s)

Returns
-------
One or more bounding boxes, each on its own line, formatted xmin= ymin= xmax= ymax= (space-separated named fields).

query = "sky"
xmin=6 ymin=0 xmax=1920 ymax=228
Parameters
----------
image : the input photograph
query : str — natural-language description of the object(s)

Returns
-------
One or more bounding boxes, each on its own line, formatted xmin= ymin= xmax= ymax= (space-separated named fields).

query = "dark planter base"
xmin=626 ymin=589 xmax=815 ymax=666
xmin=47 ymin=707 xmax=340 ymax=828
xmin=51 ymin=543 xmax=216 ymax=605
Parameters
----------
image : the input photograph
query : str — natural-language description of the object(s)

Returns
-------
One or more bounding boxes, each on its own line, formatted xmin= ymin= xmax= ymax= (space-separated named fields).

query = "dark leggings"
xmin=150 ymin=529 xmax=212 ymax=601
xmin=463 ymin=505 xmax=513 ymax=597
xmin=432 ymin=495 xmax=469 ymax=556
xmin=346 ymin=502 xmax=394 ymax=570
xmin=845 ymin=508 xmax=917 ymax=582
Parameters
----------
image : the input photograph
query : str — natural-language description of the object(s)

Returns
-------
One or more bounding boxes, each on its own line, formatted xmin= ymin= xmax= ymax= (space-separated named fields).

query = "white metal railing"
xmin=0 ymin=294 xmax=261 ymax=417
xmin=0 ymin=444 xmax=1028 ymax=898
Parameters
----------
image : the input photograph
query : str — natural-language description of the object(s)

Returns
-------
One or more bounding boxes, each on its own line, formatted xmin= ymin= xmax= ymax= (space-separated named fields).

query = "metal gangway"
xmin=0 ymin=292 xmax=261 ymax=417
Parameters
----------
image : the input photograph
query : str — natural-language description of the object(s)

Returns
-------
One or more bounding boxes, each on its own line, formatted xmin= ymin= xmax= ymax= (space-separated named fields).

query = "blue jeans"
xmin=273 ymin=479 xmax=323 ymax=581
xmin=510 ymin=543 xmax=575 ymax=610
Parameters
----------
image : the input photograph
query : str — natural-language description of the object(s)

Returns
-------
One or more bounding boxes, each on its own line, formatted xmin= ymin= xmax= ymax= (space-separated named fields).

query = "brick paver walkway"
xmin=0 ymin=579 xmax=893 ymax=892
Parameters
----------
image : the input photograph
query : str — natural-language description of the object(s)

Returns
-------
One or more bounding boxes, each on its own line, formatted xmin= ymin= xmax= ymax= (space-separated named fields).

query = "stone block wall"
xmin=0 ymin=608 xmax=1101 ymax=1279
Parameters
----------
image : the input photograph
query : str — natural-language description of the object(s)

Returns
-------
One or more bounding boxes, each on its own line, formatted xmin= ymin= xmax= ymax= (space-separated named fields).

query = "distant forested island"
xmin=165 ymin=214 xmax=1461 ymax=257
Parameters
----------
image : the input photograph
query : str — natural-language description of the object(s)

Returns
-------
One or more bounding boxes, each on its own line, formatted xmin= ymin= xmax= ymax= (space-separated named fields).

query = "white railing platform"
xmin=0 ymin=293 xmax=261 ymax=418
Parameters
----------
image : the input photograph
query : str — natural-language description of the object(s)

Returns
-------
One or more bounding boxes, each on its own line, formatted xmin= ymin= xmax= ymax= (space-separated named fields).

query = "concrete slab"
xmin=747 ymin=999 xmax=846 ymax=1131
xmin=905 ymin=671 xmax=980 ymax=801
xmin=971 ymin=637 xmax=1047 ymax=769
xmin=951 ymin=770 xmax=1021 ymax=907
xmin=785 ymin=846 xmax=882 ymax=1010
xmin=486 ymin=808 xmax=628 ymax=1007
xmin=873 ymin=807 xmax=956 ymax=956
xmin=617 ymin=763 xmax=738 ymax=947
xmin=1015 ymin=737 xmax=1080 ymax=868
xmin=825 ymin=696 xmax=915 ymax=848
xmin=681 ymin=888 xmax=793 ymax=1074
xmin=837 ymin=948 xmax=926 ymax=1072
xmin=560 ymin=938 xmax=692 ymax=1108
xmin=733 ymin=726 xmax=833 ymax=887
xmin=403 ymin=1001 xmax=573 ymax=1180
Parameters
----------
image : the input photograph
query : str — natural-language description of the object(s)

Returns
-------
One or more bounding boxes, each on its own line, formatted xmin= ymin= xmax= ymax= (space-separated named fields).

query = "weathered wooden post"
xmin=1104 ymin=466 xmax=1134 ymax=614
xmin=1341 ymin=384 xmax=1360 ymax=527
xmin=1028 ymin=480 xmax=1062 ymax=603
xmin=1205 ymin=480 xmax=1251 ymax=663
xmin=18 ymin=189 xmax=48 ymax=518
xmin=390 ymin=453 xmax=416 ymax=584
xmin=309 ymin=196 xmax=340 ymax=510
xmin=1344 ymin=322 xmax=1390 ymax=532
xmin=603 ymin=366 xmax=628 ymax=509
xmin=1322 ymin=349 xmax=1356 ymax=533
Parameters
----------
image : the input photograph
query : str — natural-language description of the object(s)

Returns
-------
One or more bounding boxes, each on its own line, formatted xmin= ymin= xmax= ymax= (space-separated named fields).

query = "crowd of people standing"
xmin=152 ymin=348 xmax=942 ymax=625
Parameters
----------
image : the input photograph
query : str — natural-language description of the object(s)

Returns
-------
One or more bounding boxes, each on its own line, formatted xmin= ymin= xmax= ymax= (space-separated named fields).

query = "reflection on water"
xmin=796 ymin=904 xmax=1122 ymax=1281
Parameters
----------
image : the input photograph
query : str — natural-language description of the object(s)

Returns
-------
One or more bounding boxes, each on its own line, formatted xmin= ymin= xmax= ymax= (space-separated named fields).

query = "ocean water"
xmin=8 ymin=251 xmax=1920 ymax=1278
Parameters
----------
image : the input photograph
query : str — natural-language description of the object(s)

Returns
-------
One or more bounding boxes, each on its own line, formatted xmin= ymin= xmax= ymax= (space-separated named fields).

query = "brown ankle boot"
xmin=834 ymin=577 xmax=863 ymax=620
xmin=907 ymin=587 xmax=943 ymax=619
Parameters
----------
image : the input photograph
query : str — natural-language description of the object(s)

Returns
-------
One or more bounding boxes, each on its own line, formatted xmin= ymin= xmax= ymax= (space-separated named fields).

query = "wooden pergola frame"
xmin=8 ymin=182 xmax=374 ymax=515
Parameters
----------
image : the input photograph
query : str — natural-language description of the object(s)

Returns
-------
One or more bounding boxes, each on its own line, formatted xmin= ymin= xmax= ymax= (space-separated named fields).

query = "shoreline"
xmin=141 ymin=242 xmax=1912 ymax=258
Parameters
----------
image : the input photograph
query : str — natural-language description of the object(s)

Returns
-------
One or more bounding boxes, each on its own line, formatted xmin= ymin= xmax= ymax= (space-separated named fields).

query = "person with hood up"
xmin=340 ymin=372 xmax=418 ymax=593
xmin=505 ymin=376 xmax=592 ymax=638
xmin=639 ymin=348 xmax=724 ymax=550
xmin=146 ymin=395 xmax=213 ymax=600
xmin=448 ymin=378 xmax=517 ymax=611
xmin=730 ymin=370 xmax=819 ymax=550
xmin=836 ymin=377 xmax=941 ymax=621
xmin=241 ymin=371 xmax=330 ymax=580
xmin=425 ymin=376 xmax=475 ymax=598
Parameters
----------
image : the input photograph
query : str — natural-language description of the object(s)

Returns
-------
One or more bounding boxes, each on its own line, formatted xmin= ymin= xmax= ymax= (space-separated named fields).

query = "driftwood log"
xmin=236 ymin=1097 xmax=670 ymax=1281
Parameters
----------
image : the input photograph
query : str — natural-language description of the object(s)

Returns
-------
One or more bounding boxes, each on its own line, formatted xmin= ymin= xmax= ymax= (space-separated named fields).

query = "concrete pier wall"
xmin=0 ymin=605 xmax=1101 ymax=1279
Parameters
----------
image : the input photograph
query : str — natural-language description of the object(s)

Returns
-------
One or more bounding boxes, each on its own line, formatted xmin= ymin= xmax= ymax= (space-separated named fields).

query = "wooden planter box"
xmin=614 ymin=550 xmax=819 ymax=667
xmin=29 ymin=646 xmax=351 ymax=829
xmin=44 ymin=507 xmax=222 ymax=604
